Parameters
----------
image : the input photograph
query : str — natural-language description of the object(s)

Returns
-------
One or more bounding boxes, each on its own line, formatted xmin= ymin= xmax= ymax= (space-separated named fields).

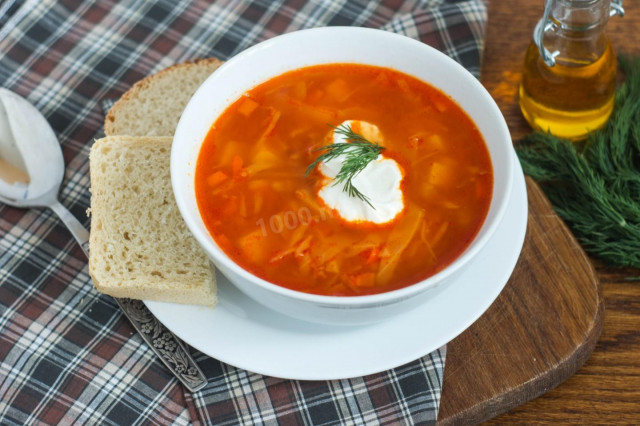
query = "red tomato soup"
xmin=195 ymin=64 xmax=492 ymax=296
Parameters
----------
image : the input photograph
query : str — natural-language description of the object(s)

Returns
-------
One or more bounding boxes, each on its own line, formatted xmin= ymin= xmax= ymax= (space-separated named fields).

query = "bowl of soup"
xmin=172 ymin=27 xmax=514 ymax=325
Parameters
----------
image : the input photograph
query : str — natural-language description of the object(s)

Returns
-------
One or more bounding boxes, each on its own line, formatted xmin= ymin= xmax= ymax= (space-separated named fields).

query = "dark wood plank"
xmin=439 ymin=0 xmax=640 ymax=423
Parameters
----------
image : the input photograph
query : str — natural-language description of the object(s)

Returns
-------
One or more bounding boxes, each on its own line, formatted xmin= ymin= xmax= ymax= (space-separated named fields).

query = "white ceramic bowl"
xmin=172 ymin=27 xmax=514 ymax=325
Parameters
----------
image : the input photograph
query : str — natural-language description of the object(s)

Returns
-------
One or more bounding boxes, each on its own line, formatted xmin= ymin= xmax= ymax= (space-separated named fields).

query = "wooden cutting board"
xmin=436 ymin=177 xmax=603 ymax=425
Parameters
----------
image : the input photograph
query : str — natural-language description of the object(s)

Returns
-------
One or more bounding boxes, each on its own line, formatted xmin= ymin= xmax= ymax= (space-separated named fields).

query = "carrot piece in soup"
xmin=206 ymin=171 xmax=228 ymax=187
xmin=238 ymin=97 xmax=260 ymax=116
xmin=232 ymin=155 xmax=245 ymax=179
xmin=349 ymin=272 xmax=376 ymax=288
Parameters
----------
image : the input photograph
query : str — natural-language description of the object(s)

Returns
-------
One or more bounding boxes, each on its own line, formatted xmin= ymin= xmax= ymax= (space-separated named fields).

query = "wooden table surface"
xmin=480 ymin=0 xmax=640 ymax=423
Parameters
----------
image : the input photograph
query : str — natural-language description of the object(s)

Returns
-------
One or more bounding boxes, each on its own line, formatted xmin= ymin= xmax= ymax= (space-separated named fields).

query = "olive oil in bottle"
xmin=519 ymin=0 xmax=624 ymax=140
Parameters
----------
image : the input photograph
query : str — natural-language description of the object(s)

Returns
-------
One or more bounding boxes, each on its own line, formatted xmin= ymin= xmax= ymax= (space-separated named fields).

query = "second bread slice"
xmin=89 ymin=135 xmax=217 ymax=307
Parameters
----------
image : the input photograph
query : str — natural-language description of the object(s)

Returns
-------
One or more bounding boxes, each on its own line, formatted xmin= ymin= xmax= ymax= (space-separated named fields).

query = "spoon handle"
xmin=48 ymin=201 xmax=208 ymax=392
xmin=49 ymin=201 xmax=91 ymax=255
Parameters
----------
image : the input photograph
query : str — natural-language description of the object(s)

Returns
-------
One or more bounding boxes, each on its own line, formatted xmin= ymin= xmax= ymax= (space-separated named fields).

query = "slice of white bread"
xmin=104 ymin=57 xmax=223 ymax=136
xmin=89 ymin=135 xmax=217 ymax=307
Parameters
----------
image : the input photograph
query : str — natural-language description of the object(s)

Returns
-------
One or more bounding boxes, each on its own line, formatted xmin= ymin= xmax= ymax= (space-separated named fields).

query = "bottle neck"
xmin=534 ymin=0 xmax=612 ymax=67
xmin=550 ymin=0 xmax=610 ymax=33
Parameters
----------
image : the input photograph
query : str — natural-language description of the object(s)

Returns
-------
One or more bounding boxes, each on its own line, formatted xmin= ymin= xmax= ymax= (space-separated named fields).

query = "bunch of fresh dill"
xmin=516 ymin=55 xmax=640 ymax=270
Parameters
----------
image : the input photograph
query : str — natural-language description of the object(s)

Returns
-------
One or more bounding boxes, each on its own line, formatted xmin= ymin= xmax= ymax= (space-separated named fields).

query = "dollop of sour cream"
xmin=318 ymin=120 xmax=404 ymax=224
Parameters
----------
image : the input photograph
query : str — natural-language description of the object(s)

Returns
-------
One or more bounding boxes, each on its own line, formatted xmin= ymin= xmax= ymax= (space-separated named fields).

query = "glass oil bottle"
xmin=519 ymin=0 xmax=624 ymax=140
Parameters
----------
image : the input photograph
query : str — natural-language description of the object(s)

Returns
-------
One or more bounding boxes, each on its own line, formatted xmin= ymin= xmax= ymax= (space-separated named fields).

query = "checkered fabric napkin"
xmin=0 ymin=0 xmax=487 ymax=424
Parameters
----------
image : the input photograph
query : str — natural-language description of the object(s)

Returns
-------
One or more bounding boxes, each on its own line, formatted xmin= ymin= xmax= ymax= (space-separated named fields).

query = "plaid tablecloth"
xmin=0 ymin=1 xmax=487 ymax=424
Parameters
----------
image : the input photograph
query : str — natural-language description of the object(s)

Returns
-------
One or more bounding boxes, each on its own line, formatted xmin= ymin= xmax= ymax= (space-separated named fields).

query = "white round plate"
xmin=146 ymin=153 xmax=528 ymax=380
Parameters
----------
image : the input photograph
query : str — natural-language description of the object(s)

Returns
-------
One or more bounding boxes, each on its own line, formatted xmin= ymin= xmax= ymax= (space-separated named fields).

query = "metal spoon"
xmin=0 ymin=88 xmax=207 ymax=392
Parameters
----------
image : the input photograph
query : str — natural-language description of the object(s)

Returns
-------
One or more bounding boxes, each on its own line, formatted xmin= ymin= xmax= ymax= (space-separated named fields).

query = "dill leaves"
xmin=516 ymin=55 xmax=640 ymax=269
xmin=306 ymin=124 xmax=385 ymax=208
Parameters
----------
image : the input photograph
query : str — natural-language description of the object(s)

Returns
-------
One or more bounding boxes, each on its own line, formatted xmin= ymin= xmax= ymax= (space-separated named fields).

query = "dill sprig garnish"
xmin=306 ymin=124 xmax=385 ymax=208
xmin=516 ymin=54 xmax=640 ymax=272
